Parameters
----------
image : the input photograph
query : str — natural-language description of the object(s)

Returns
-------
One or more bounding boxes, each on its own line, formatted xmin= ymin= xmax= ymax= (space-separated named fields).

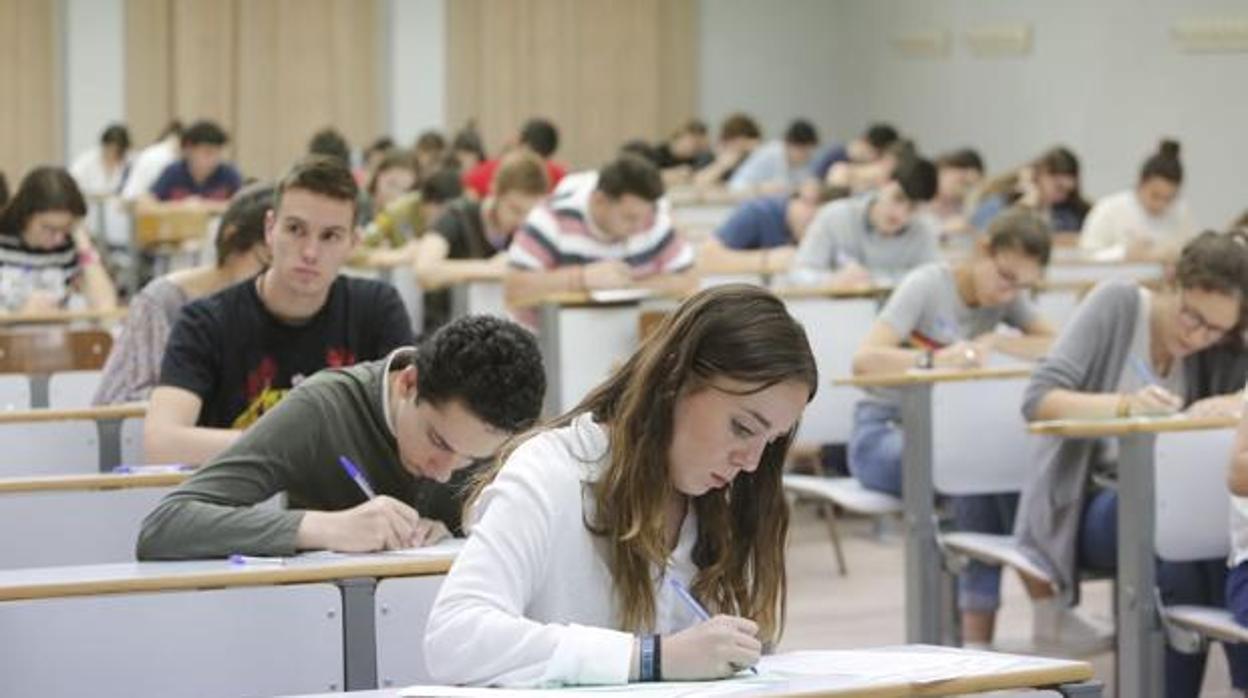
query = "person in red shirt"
xmin=463 ymin=118 xmax=566 ymax=198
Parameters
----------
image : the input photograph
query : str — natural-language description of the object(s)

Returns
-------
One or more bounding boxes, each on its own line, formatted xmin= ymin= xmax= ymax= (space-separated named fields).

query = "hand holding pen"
xmin=658 ymin=578 xmax=762 ymax=681
xmin=1124 ymin=356 xmax=1183 ymax=416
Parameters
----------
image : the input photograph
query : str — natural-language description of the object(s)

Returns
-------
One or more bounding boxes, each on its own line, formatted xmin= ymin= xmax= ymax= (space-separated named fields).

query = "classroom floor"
xmin=779 ymin=503 xmax=1238 ymax=697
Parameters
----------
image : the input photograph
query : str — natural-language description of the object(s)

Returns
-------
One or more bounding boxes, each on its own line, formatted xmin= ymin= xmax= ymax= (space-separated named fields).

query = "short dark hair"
xmin=420 ymin=168 xmax=464 ymax=204
xmin=0 ymin=167 xmax=87 ymax=239
xmin=415 ymin=315 xmax=546 ymax=433
xmin=784 ymin=119 xmax=819 ymax=146
xmin=619 ymin=139 xmax=662 ymax=165
xmin=937 ymin=148 xmax=984 ymax=174
xmin=0 ymin=172 xmax=8 ymax=209
xmin=308 ymin=128 xmax=351 ymax=166
xmin=451 ymin=125 xmax=486 ymax=161
xmin=157 ymin=119 xmax=183 ymax=142
xmin=597 ymin=153 xmax=664 ymax=202
xmin=274 ymin=155 xmax=359 ymax=219
xmin=1140 ymin=139 xmax=1183 ymax=186
xmin=863 ymin=123 xmax=900 ymax=151
xmin=367 ymin=149 xmax=419 ymax=198
xmin=520 ymin=118 xmax=559 ymax=158
xmin=986 ymin=209 xmax=1052 ymax=266
xmin=101 ymin=124 xmax=131 ymax=151
xmin=676 ymin=119 xmax=708 ymax=138
xmin=719 ymin=113 xmax=762 ymax=142
xmin=366 ymin=136 xmax=395 ymax=158
xmin=892 ymin=155 xmax=938 ymax=203
xmin=1176 ymin=230 xmax=1248 ymax=305
xmin=214 ymin=182 xmax=272 ymax=267
xmin=414 ymin=130 xmax=446 ymax=154
xmin=181 ymin=120 xmax=228 ymax=148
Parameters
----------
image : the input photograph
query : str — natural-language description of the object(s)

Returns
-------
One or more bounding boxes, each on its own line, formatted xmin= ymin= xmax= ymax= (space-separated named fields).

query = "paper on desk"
xmin=588 ymin=289 xmax=653 ymax=304
xmin=297 ymin=537 xmax=465 ymax=561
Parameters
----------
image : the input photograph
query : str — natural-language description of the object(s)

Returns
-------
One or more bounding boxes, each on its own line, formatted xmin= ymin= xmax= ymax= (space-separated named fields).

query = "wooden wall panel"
xmin=169 ymin=0 xmax=236 ymax=130
xmin=447 ymin=0 xmax=698 ymax=170
xmin=124 ymin=0 xmax=173 ymax=144
xmin=0 ymin=0 xmax=62 ymax=177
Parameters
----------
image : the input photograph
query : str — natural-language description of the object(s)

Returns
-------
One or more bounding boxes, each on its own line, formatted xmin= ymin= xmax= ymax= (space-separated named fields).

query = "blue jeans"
xmin=1079 ymin=489 xmax=1248 ymax=696
xmin=848 ymin=401 xmax=1012 ymax=612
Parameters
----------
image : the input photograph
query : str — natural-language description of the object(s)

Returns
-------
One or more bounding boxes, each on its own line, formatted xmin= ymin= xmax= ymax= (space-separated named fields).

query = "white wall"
xmin=386 ymin=0 xmax=447 ymax=144
xmin=699 ymin=0 xmax=1248 ymax=229
xmin=63 ymin=0 xmax=125 ymax=164
xmin=698 ymin=0 xmax=857 ymax=143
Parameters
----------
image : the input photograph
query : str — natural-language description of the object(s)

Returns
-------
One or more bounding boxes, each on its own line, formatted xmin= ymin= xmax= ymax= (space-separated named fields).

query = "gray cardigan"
xmin=1014 ymin=280 xmax=1248 ymax=592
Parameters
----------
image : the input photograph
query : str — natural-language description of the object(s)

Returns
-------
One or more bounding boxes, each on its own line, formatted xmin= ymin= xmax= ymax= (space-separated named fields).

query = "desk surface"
xmin=1029 ymin=414 xmax=1239 ymax=438
xmin=0 ymin=471 xmax=188 ymax=494
xmin=0 ymin=545 xmax=459 ymax=602
xmin=277 ymin=645 xmax=1093 ymax=697
xmin=773 ymin=284 xmax=891 ymax=301
xmin=834 ymin=365 xmax=1032 ymax=389
xmin=0 ymin=307 xmax=127 ymax=326
xmin=0 ymin=402 xmax=146 ymax=424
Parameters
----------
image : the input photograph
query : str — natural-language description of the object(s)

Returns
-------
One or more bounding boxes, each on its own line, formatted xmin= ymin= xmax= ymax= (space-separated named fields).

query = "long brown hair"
xmin=470 ymin=285 xmax=817 ymax=642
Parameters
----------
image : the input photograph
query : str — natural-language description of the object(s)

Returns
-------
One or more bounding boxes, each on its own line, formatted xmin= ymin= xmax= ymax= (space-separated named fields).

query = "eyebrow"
xmin=281 ymin=215 xmax=348 ymax=235
xmin=430 ymin=426 xmax=493 ymax=461
xmin=746 ymin=409 xmax=773 ymax=430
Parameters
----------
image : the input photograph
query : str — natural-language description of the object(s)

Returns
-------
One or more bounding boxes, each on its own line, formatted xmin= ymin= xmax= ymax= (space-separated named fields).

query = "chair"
xmin=0 ymin=420 xmax=100 ymax=477
xmin=48 ymin=370 xmax=104 ymax=409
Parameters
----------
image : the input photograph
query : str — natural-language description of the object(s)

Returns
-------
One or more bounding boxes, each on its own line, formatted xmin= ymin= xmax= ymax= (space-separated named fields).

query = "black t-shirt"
xmin=159 ymin=274 xmax=415 ymax=429
xmin=653 ymin=143 xmax=712 ymax=171
xmin=424 ymin=198 xmax=510 ymax=332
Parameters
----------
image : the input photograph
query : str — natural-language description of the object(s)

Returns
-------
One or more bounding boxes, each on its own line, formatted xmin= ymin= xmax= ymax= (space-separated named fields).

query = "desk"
xmin=1045 ymin=259 xmax=1162 ymax=285
xmin=448 ymin=276 xmax=507 ymax=319
xmin=837 ymin=366 xmax=1033 ymax=645
xmin=280 ymin=644 xmax=1098 ymax=697
xmin=0 ymin=403 xmax=145 ymax=474
xmin=1028 ymin=415 xmax=1238 ymax=698
xmin=0 ymin=546 xmax=458 ymax=697
xmin=0 ymin=307 xmax=126 ymax=327
xmin=0 ymin=471 xmax=186 ymax=569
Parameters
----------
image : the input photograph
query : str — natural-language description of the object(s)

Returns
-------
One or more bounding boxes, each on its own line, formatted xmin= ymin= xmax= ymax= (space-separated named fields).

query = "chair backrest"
xmin=0 ymin=374 xmax=30 ymax=410
xmin=0 ymin=420 xmax=100 ymax=477
xmin=120 ymin=416 xmax=146 ymax=468
xmin=932 ymin=376 xmax=1034 ymax=495
xmin=1155 ymin=428 xmax=1237 ymax=562
xmin=48 ymin=370 xmax=104 ymax=409
xmin=133 ymin=207 xmax=212 ymax=250
xmin=784 ymin=296 xmax=880 ymax=444
xmin=0 ymin=328 xmax=112 ymax=374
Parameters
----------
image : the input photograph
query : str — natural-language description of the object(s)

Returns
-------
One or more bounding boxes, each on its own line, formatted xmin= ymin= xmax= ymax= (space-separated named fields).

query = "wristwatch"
xmin=915 ymin=349 xmax=935 ymax=369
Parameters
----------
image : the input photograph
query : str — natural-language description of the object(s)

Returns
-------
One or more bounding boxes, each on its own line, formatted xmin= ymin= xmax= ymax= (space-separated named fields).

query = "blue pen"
xmin=667 ymin=578 xmax=758 ymax=675
xmin=1130 ymin=355 xmax=1160 ymax=386
xmin=229 ymin=554 xmax=285 ymax=566
xmin=338 ymin=455 xmax=377 ymax=500
xmin=113 ymin=463 xmax=194 ymax=474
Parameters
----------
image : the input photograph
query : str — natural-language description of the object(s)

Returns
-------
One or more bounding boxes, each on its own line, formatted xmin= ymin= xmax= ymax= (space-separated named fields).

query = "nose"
xmin=732 ymin=437 xmax=768 ymax=473
xmin=299 ymin=237 xmax=320 ymax=262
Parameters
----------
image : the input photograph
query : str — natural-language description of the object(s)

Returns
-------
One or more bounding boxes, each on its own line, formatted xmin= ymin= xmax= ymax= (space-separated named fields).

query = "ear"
xmin=399 ymin=364 xmax=419 ymax=400
xmin=263 ymin=209 xmax=277 ymax=246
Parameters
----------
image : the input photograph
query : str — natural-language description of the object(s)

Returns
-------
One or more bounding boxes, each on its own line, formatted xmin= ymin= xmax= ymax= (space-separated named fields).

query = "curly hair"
xmin=414 ymin=315 xmax=546 ymax=432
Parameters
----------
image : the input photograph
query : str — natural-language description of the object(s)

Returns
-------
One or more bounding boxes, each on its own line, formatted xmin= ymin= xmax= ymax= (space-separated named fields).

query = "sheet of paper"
xmin=588 ymin=288 xmax=653 ymax=304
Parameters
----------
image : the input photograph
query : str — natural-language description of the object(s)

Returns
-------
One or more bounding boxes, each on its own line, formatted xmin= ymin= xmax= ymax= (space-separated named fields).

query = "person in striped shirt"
xmin=505 ymin=153 xmax=695 ymax=308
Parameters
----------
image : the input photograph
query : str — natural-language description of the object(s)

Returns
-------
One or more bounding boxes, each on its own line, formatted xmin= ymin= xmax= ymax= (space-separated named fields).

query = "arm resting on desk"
xmin=143 ymin=386 xmax=240 ymax=466
xmin=413 ymin=233 xmax=506 ymax=290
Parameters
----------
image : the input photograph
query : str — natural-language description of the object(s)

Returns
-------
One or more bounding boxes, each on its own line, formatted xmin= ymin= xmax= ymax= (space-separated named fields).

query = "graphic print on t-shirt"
xmin=230 ymin=347 xmax=357 ymax=429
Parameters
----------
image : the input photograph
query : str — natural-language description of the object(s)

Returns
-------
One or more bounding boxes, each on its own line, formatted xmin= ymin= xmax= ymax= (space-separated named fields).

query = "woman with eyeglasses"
xmin=849 ymin=209 xmax=1057 ymax=647
xmin=0 ymin=166 xmax=117 ymax=315
xmin=1016 ymin=230 xmax=1248 ymax=695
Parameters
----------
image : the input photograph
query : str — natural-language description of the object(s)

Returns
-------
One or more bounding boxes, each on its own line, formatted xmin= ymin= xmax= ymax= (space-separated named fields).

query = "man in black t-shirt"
xmin=145 ymin=156 xmax=415 ymax=466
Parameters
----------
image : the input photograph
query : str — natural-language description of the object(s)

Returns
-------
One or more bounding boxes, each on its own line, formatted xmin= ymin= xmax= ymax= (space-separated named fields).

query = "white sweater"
xmin=1078 ymin=189 xmax=1194 ymax=259
xmin=1230 ymin=383 xmax=1248 ymax=567
xmin=424 ymin=413 xmax=702 ymax=687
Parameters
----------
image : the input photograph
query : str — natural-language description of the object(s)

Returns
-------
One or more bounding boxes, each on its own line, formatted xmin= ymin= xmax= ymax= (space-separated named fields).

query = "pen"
xmin=667 ymin=578 xmax=758 ymax=675
xmin=113 ymin=463 xmax=194 ymax=474
xmin=1130 ymin=355 xmax=1160 ymax=386
xmin=228 ymin=554 xmax=285 ymax=566
xmin=338 ymin=455 xmax=377 ymax=500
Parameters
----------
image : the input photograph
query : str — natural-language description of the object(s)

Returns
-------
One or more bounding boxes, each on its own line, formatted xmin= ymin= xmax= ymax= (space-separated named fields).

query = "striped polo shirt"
xmin=508 ymin=171 xmax=693 ymax=275
xmin=0 ymin=234 xmax=81 ymax=312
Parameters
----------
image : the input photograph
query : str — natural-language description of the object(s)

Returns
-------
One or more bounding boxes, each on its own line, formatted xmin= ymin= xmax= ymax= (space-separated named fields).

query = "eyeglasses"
xmin=1177 ymin=291 xmax=1236 ymax=337
xmin=992 ymin=258 xmax=1037 ymax=292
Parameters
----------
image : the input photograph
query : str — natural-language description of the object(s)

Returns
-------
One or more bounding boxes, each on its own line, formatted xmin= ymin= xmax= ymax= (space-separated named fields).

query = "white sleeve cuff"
xmin=540 ymin=623 xmax=634 ymax=686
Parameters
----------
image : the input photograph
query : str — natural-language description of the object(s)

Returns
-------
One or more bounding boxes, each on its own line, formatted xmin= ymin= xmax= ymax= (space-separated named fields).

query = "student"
xmin=307 ymin=128 xmax=352 ymax=167
xmin=809 ymin=122 xmax=900 ymax=183
xmin=0 ymin=167 xmax=117 ymax=315
xmin=505 ymin=153 xmax=695 ymax=307
xmin=1233 ymin=210 xmax=1248 ymax=234
xmin=415 ymin=151 xmax=548 ymax=332
xmin=413 ymin=130 xmax=447 ymax=175
xmin=728 ymin=119 xmax=820 ymax=194
xmin=929 ymin=148 xmax=985 ymax=242
xmin=364 ymin=149 xmax=420 ymax=224
xmin=1227 ymin=378 xmax=1248 ymax=694
xmin=424 ymin=285 xmax=817 ymax=686
xmin=970 ymin=146 xmax=1090 ymax=235
xmin=137 ymin=314 xmax=546 ymax=560
xmin=463 ymin=118 xmax=565 ymax=198
xmin=143 ymin=156 xmax=415 ymax=466
xmin=698 ymin=189 xmax=832 ymax=275
xmin=146 ymin=120 xmax=242 ymax=203
xmin=360 ymin=169 xmax=463 ymax=261
xmin=1016 ymin=231 xmax=1248 ymax=693
xmin=120 ymin=120 xmax=182 ymax=202
xmin=69 ymin=123 xmax=132 ymax=197
xmin=1079 ymin=139 xmax=1194 ymax=261
xmin=93 ymin=184 xmax=271 ymax=406
xmin=450 ymin=124 xmax=488 ymax=173
xmin=850 ymin=210 xmax=1057 ymax=646
xmin=789 ymin=155 xmax=940 ymax=288
xmin=653 ymin=119 xmax=712 ymax=183
xmin=360 ymin=136 xmax=395 ymax=179
xmin=691 ymin=113 xmax=762 ymax=188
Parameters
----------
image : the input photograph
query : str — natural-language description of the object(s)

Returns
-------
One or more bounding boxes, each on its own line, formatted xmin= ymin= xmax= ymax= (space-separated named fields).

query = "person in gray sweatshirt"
xmin=137 ymin=314 xmax=546 ymax=560
xmin=1016 ymin=230 xmax=1248 ymax=694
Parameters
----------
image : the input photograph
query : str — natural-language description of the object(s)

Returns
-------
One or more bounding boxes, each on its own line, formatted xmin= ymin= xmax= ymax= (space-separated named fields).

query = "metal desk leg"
xmin=1117 ymin=433 xmax=1165 ymax=698
xmin=96 ymin=418 xmax=124 ymax=471
xmin=1055 ymin=680 xmax=1104 ymax=697
xmin=339 ymin=577 xmax=379 ymax=691
xmin=900 ymin=384 xmax=941 ymax=643
xmin=537 ymin=303 xmax=562 ymax=417
xmin=450 ymin=284 xmax=469 ymax=320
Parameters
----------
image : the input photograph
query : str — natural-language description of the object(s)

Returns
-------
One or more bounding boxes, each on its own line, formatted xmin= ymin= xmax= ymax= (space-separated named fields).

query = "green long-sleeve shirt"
xmin=136 ymin=350 xmax=472 ymax=560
